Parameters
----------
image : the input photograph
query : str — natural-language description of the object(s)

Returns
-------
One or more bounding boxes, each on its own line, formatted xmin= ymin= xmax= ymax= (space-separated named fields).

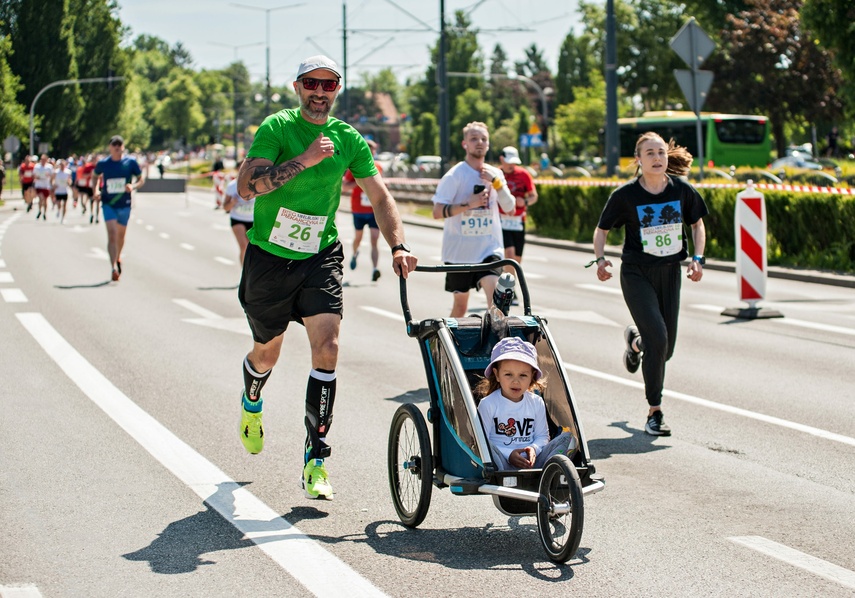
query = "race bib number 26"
xmin=268 ymin=208 xmax=327 ymax=254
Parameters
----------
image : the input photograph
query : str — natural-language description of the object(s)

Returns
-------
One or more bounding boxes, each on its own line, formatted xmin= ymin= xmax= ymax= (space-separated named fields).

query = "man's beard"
xmin=301 ymin=95 xmax=333 ymax=120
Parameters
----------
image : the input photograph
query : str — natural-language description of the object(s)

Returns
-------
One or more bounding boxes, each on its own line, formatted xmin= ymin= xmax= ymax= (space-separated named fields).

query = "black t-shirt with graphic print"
xmin=597 ymin=175 xmax=708 ymax=266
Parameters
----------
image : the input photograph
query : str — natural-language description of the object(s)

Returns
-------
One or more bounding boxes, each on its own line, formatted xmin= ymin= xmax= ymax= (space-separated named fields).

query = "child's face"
xmin=495 ymin=359 xmax=535 ymax=402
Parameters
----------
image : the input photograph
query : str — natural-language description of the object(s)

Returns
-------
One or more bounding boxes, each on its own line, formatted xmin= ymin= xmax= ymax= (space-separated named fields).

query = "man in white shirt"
xmin=431 ymin=121 xmax=516 ymax=317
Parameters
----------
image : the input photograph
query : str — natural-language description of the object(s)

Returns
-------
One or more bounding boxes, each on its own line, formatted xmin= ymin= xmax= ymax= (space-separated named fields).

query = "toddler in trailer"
xmin=477 ymin=337 xmax=576 ymax=470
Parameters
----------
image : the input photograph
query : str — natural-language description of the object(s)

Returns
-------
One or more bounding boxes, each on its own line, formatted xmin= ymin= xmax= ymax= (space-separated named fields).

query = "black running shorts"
xmin=444 ymin=254 xmax=502 ymax=293
xmin=239 ymin=241 xmax=344 ymax=344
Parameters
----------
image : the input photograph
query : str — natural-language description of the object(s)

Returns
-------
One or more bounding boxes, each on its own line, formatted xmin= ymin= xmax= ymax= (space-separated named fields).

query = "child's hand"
xmin=510 ymin=447 xmax=535 ymax=468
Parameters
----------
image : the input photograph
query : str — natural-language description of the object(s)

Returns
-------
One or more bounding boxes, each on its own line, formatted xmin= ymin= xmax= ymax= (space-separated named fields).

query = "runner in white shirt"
xmin=52 ymin=159 xmax=73 ymax=224
xmin=221 ymin=167 xmax=255 ymax=265
xmin=33 ymin=154 xmax=54 ymax=221
xmin=431 ymin=121 xmax=515 ymax=317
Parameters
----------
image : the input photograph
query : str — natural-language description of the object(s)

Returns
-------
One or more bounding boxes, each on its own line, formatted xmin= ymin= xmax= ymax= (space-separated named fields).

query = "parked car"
xmin=414 ymin=155 xmax=442 ymax=175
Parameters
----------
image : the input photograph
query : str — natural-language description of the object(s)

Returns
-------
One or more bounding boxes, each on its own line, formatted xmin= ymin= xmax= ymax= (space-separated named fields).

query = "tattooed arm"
xmin=237 ymin=132 xmax=335 ymax=200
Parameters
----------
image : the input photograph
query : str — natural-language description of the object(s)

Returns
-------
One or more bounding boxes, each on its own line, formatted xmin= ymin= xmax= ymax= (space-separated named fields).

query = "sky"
xmin=116 ymin=0 xmax=582 ymax=86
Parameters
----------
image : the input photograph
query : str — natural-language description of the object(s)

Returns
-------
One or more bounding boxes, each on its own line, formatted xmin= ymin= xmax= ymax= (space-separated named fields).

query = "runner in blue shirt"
xmin=94 ymin=135 xmax=145 ymax=281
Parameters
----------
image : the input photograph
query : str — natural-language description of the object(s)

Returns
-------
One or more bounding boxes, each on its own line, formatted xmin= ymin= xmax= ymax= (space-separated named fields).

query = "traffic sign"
xmin=3 ymin=135 xmax=20 ymax=153
xmin=670 ymin=18 xmax=715 ymax=68
xmin=519 ymin=133 xmax=543 ymax=149
xmin=674 ymin=69 xmax=714 ymax=113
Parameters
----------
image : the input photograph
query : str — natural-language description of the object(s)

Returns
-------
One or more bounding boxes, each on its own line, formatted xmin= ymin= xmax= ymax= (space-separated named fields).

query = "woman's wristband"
xmin=491 ymin=177 xmax=503 ymax=190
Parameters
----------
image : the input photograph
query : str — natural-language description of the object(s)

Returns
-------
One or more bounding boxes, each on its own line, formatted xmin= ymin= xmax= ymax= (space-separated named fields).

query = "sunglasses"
xmin=299 ymin=77 xmax=339 ymax=92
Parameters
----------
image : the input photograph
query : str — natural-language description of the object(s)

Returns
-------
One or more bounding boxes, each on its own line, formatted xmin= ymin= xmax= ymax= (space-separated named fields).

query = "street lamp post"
xmin=29 ymin=76 xmax=124 ymax=156
xmin=231 ymin=2 xmax=304 ymax=115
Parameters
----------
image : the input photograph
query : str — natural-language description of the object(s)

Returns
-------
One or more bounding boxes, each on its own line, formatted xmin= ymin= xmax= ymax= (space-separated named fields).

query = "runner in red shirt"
xmin=18 ymin=155 xmax=36 ymax=212
xmin=497 ymin=146 xmax=538 ymax=278
xmin=342 ymin=139 xmax=384 ymax=281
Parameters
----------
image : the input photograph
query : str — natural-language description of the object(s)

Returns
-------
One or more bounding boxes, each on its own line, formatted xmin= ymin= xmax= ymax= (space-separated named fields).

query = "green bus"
xmin=618 ymin=111 xmax=771 ymax=169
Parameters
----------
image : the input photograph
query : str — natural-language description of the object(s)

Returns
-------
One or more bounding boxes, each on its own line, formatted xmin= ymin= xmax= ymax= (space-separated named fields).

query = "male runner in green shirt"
xmin=235 ymin=55 xmax=418 ymax=500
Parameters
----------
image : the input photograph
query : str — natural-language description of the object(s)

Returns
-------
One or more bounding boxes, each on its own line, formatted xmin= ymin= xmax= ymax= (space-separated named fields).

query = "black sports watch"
xmin=692 ymin=255 xmax=706 ymax=265
xmin=391 ymin=243 xmax=411 ymax=254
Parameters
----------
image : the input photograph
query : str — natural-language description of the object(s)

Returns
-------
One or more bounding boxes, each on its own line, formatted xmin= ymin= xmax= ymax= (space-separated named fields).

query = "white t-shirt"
xmin=53 ymin=168 xmax=72 ymax=194
xmin=432 ymin=161 xmax=507 ymax=263
xmin=33 ymin=163 xmax=54 ymax=189
xmin=477 ymin=389 xmax=550 ymax=462
xmin=225 ymin=179 xmax=255 ymax=223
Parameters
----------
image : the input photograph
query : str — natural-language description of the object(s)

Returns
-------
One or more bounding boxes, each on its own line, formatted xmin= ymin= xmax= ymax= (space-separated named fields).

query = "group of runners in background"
xmin=17 ymin=152 xmax=109 ymax=224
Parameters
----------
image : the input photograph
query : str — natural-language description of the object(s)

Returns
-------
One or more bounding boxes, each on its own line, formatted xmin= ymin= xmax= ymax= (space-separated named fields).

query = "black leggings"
xmin=620 ymin=262 xmax=682 ymax=407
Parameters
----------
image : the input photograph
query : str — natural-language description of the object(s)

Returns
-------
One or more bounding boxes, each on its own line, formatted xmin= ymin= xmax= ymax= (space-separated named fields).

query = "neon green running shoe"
xmin=239 ymin=399 xmax=264 ymax=454
xmin=302 ymin=458 xmax=334 ymax=499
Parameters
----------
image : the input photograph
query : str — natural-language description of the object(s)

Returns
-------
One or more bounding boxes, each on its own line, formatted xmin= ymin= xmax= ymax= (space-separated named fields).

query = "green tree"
xmin=554 ymin=71 xmax=607 ymax=159
xmin=194 ymin=69 xmax=233 ymax=144
xmin=0 ymin=31 xmax=28 ymax=141
xmin=449 ymin=88 xmax=494 ymax=160
xmin=802 ymin=0 xmax=855 ymax=119
xmin=4 ymin=0 xmax=84 ymax=154
xmin=705 ymin=0 xmax=844 ymax=156
xmin=406 ymin=10 xmax=484 ymax=137
xmin=555 ymin=31 xmax=595 ymax=105
xmin=488 ymin=44 xmax=525 ymax=125
xmin=153 ymin=69 xmax=205 ymax=147
xmin=116 ymin=74 xmax=152 ymax=150
xmin=62 ymin=0 xmax=129 ymax=152
xmin=409 ymin=112 xmax=438 ymax=157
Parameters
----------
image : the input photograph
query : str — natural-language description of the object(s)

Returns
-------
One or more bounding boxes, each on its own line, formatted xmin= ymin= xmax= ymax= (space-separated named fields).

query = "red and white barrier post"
xmin=721 ymin=180 xmax=783 ymax=319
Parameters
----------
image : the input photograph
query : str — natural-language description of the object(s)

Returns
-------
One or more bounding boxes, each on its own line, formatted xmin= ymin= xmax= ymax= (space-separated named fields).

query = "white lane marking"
xmin=521 ymin=271 xmax=545 ymax=280
xmin=361 ymin=306 xmax=404 ymax=321
xmin=135 ymin=219 xmax=144 ymax=225
xmin=576 ymin=283 xmax=623 ymax=295
xmin=173 ymin=299 xmax=252 ymax=336
xmin=215 ymin=256 xmax=235 ymax=265
xmin=1 ymin=288 xmax=27 ymax=303
xmin=212 ymin=223 xmax=231 ymax=232
xmin=0 ymin=585 xmax=44 ymax=597
xmin=729 ymin=536 xmax=855 ymax=590
xmin=0 ymin=272 xmax=13 ymax=283
xmin=145 ymin=225 xmax=154 ymax=231
xmin=693 ymin=304 xmax=855 ymax=336
xmin=533 ymin=308 xmax=618 ymax=326
xmin=179 ymin=243 xmax=195 ymax=251
xmin=159 ymin=232 xmax=170 ymax=239
xmin=88 ymin=247 xmax=109 ymax=261
xmin=16 ymin=313 xmax=388 ymax=598
xmin=564 ymin=362 xmax=855 ymax=447
xmin=521 ymin=255 xmax=548 ymax=263
xmin=173 ymin=298 xmax=222 ymax=319
xmin=0 ymin=259 xmax=5 ymax=267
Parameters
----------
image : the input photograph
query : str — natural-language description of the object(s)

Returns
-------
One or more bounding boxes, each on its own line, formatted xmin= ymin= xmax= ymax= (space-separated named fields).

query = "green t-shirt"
xmin=246 ymin=108 xmax=378 ymax=259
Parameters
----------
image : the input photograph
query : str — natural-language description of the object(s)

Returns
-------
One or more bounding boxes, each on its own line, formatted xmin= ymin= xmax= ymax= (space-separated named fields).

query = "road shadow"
xmin=385 ymin=387 xmax=430 ymax=405
xmin=123 ymin=481 xmax=590 ymax=580
xmin=586 ymin=421 xmax=670 ymax=459
xmin=294 ymin=518 xmax=591 ymax=580
xmin=54 ymin=279 xmax=112 ymax=289
xmin=122 ymin=482 xmax=255 ymax=574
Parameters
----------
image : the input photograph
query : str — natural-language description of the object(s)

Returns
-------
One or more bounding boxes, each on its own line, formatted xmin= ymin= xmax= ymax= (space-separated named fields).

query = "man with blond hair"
xmin=431 ymin=121 xmax=516 ymax=317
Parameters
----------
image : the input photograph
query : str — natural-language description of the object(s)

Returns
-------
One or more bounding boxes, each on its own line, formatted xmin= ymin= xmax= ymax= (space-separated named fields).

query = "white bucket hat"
xmin=484 ymin=337 xmax=542 ymax=380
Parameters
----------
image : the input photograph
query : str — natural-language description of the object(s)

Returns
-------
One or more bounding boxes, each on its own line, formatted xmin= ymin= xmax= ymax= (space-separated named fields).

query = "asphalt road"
xmin=1 ymin=189 xmax=854 ymax=597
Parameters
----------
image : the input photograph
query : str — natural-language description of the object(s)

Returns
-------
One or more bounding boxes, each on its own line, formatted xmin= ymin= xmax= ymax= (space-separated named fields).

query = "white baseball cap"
xmin=501 ymin=146 xmax=522 ymax=165
xmin=296 ymin=55 xmax=341 ymax=80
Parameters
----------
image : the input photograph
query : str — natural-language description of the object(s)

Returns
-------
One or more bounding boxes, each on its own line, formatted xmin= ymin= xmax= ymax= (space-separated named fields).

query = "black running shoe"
xmin=372 ymin=269 xmax=381 ymax=281
xmin=623 ymin=325 xmax=642 ymax=373
xmin=117 ymin=260 xmax=122 ymax=275
xmin=645 ymin=411 xmax=671 ymax=436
